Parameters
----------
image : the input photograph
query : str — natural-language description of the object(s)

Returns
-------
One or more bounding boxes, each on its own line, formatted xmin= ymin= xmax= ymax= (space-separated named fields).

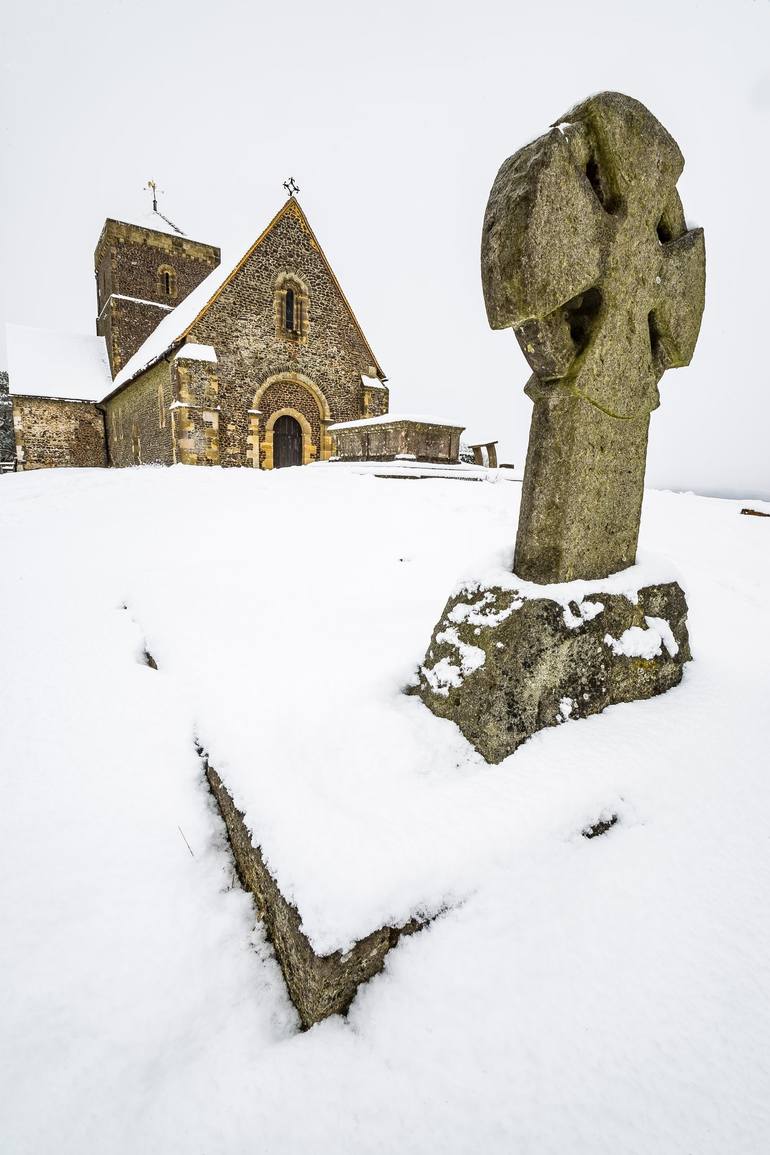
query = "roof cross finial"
xmin=283 ymin=177 xmax=300 ymax=199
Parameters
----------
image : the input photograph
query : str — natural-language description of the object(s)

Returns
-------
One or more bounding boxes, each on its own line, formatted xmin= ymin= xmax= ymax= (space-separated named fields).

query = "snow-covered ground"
xmin=1 ymin=464 xmax=769 ymax=1154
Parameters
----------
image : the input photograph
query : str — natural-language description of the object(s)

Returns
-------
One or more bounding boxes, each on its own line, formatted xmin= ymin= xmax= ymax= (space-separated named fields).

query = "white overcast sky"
xmin=2 ymin=0 xmax=768 ymax=497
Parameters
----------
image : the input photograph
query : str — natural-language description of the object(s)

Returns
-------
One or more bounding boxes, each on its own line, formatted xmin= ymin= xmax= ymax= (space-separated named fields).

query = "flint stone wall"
xmin=206 ymin=762 xmax=420 ymax=1028
xmin=12 ymin=396 xmax=107 ymax=470
xmin=104 ymin=361 xmax=175 ymax=467
xmin=418 ymin=580 xmax=691 ymax=764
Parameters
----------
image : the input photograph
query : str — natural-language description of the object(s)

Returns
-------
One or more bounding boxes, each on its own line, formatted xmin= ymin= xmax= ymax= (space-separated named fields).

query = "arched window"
xmin=275 ymin=273 xmax=309 ymax=342
xmin=157 ymin=264 xmax=177 ymax=300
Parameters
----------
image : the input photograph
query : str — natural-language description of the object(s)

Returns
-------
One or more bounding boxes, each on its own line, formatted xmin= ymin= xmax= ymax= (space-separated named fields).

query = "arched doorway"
xmin=273 ymin=414 xmax=302 ymax=468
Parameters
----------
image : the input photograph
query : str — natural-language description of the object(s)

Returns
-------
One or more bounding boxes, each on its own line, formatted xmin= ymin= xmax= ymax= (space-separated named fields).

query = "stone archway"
xmin=247 ymin=373 xmax=332 ymax=469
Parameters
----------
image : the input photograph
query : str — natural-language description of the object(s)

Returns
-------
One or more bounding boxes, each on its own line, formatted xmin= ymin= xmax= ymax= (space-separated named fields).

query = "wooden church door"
xmin=273 ymin=414 xmax=302 ymax=468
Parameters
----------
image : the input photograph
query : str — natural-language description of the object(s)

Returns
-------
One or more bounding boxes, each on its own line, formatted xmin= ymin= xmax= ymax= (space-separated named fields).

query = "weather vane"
xmin=145 ymin=178 xmax=162 ymax=212
xmin=283 ymin=177 xmax=300 ymax=199
xmin=143 ymin=179 xmax=185 ymax=236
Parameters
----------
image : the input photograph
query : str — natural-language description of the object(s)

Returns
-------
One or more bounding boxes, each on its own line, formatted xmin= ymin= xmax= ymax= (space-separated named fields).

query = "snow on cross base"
xmin=1 ymin=464 xmax=769 ymax=1153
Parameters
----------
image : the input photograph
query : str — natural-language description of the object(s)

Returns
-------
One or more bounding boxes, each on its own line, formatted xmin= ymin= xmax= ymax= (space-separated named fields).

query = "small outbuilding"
xmin=5 ymin=325 xmax=111 ymax=470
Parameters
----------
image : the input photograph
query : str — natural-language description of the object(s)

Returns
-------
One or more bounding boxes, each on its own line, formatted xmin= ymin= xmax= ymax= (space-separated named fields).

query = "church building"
xmin=7 ymin=195 xmax=391 ymax=470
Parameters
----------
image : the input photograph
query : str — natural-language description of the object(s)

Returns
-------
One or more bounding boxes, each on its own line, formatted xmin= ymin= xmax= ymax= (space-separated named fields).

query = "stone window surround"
xmin=156 ymin=263 xmax=178 ymax=300
xmin=273 ymin=270 xmax=310 ymax=344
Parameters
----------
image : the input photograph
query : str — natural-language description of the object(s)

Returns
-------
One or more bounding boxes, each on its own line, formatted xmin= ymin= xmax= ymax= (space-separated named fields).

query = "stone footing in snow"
xmin=205 ymin=762 xmax=421 ymax=1028
xmin=417 ymin=580 xmax=691 ymax=764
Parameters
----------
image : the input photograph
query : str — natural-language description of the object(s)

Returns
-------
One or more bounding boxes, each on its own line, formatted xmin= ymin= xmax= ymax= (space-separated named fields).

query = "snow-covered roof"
xmin=108 ymin=207 xmax=186 ymax=238
xmin=109 ymin=259 xmax=234 ymax=394
xmin=462 ymin=432 xmax=499 ymax=448
xmin=5 ymin=324 xmax=112 ymax=402
xmin=361 ymin=373 xmax=385 ymax=390
xmin=174 ymin=343 xmax=217 ymax=363
xmin=328 ymin=413 xmax=465 ymax=432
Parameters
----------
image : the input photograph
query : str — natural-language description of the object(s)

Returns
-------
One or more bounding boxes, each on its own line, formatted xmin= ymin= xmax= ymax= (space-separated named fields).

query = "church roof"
xmin=105 ymin=198 xmax=385 ymax=402
xmin=6 ymin=324 xmax=111 ymax=402
xmin=111 ymin=207 xmax=186 ymax=237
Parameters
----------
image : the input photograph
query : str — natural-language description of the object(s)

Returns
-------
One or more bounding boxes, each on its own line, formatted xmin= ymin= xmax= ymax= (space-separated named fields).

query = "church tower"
xmin=94 ymin=213 xmax=220 ymax=377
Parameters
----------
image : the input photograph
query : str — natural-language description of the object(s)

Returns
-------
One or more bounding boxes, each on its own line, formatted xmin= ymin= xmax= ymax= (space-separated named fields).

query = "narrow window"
xmin=157 ymin=265 xmax=176 ymax=299
xmin=274 ymin=275 xmax=308 ymax=340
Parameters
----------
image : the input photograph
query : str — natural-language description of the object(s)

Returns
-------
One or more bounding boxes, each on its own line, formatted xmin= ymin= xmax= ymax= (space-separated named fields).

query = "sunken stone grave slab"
xmin=205 ymin=762 xmax=421 ymax=1028
xmin=417 ymin=580 xmax=690 ymax=764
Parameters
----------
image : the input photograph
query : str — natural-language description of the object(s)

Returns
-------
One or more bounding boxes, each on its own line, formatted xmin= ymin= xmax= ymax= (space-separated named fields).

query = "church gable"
xmin=178 ymin=198 xmax=387 ymax=468
xmin=185 ymin=199 xmax=382 ymax=380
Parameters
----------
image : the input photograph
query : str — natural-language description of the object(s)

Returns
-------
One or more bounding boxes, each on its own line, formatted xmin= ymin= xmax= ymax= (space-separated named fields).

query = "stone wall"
xmin=362 ymin=381 xmax=389 ymax=419
xmin=0 ymin=371 xmax=15 ymax=469
xmin=103 ymin=360 xmax=175 ymax=467
xmin=12 ymin=396 xmax=107 ymax=470
xmin=95 ymin=219 xmax=220 ymax=376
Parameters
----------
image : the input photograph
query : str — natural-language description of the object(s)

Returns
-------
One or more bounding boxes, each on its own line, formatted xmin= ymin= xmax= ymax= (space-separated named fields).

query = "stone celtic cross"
xmin=482 ymin=92 xmax=705 ymax=583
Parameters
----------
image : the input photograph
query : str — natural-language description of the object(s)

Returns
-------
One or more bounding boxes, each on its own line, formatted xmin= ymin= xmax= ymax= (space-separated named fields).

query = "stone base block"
xmin=205 ymin=763 xmax=420 ymax=1028
xmin=417 ymin=580 xmax=691 ymax=764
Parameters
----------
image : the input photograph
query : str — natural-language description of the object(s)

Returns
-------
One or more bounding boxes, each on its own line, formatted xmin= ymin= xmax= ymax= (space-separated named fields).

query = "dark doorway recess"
xmin=273 ymin=414 xmax=303 ymax=468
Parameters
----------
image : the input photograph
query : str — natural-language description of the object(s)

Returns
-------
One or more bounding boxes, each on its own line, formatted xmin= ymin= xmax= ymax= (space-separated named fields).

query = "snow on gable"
xmin=6 ymin=324 xmax=111 ymax=402
xmin=174 ymin=343 xmax=217 ymax=363
xmin=109 ymin=210 xmax=294 ymax=394
xmin=109 ymin=259 xmax=235 ymax=393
